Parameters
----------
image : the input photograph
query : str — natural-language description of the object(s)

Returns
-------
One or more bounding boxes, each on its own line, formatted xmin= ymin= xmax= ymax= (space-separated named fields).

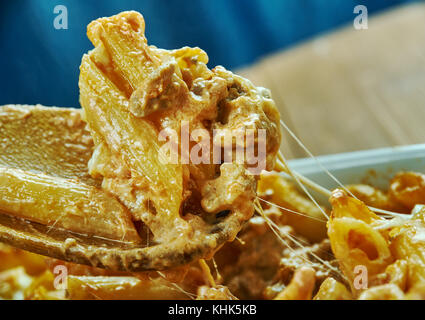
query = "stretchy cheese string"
xmin=254 ymin=199 xmax=346 ymax=281
xmin=284 ymin=230 xmax=337 ymax=261
xmin=275 ymin=141 xmax=410 ymax=219
xmin=212 ymin=258 xmax=223 ymax=284
xmin=276 ymin=151 xmax=330 ymax=220
xmin=85 ymin=284 xmax=104 ymax=300
xmin=254 ymin=200 xmax=322 ymax=266
xmin=280 ymin=119 xmax=358 ymax=199
xmin=276 ymin=158 xmax=410 ymax=219
xmin=199 ymin=259 xmax=217 ymax=288
xmin=255 ymin=199 xmax=345 ymax=281
xmin=258 ymin=197 xmax=327 ymax=223
xmin=235 ymin=237 xmax=246 ymax=245
xmin=156 ymin=271 xmax=197 ymax=299
xmin=254 ymin=201 xmax=312 ymax=266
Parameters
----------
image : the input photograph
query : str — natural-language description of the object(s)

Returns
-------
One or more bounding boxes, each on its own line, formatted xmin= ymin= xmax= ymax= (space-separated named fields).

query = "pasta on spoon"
xmin=79 ymin=11 xmax=281 ymax=269
xmin=0 ymin=10 xmax=281 ymax=271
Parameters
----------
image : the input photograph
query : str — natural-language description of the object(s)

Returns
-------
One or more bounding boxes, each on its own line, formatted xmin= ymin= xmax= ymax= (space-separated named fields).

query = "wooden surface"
xmin=237 ymin=3 xmax=425 ymax=159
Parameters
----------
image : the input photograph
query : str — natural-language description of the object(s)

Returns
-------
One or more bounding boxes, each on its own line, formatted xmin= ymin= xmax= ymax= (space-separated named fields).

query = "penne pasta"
xmin=314 ymin=277 xmax=352 ymax=300
xmin=328 ymin=190 xmax=393 ymax=296
xmin=390 ymin=207 xmax=425 ymax=292
xmin=67 ymin=275 xmax=189 ymax=300
xmin=0 ymin=167 xmax=140 ymax=243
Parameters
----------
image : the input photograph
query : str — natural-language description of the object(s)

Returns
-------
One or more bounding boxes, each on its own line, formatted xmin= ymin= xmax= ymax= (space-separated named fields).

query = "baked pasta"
xmin=1 ymin=170 xmax=425 ymax=300
xmin=1 ymin=11 xmax=425 ymax=300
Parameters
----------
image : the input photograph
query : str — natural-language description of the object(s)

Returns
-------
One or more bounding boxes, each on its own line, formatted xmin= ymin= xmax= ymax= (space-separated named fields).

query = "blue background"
xmin=0 ymin=0 xmax=417 ymax=108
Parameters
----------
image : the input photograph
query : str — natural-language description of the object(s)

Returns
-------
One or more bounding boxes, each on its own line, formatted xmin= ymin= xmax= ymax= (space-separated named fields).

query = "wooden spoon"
xmin=0 ymin=105 xmax=241 ymax=271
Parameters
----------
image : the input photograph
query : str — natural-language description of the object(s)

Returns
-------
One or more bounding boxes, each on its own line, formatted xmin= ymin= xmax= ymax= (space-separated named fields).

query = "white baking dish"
xmin=285 ymin=144 xmax=425 ymax=204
